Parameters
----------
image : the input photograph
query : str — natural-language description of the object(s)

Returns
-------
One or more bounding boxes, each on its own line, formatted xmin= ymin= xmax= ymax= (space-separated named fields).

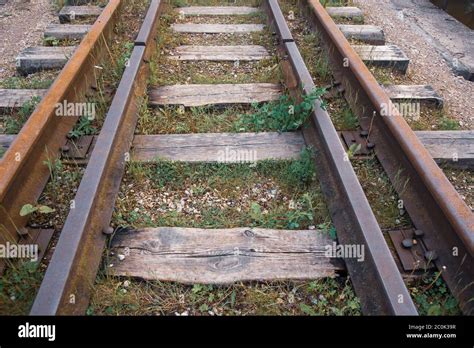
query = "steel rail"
xmin=303 ymin=0 xmax=474 ymax=314
xmin=0 ymin=0 xmax=122 ymax=254
xmin=30 ymin=0 xmax=164 ymax=315
xmin=265 ymin=0 xmax=418 ymax=315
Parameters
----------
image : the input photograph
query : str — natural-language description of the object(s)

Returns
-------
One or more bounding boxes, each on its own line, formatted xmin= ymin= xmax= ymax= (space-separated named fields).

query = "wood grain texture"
xmin=383 ymin=85 xmax=443 ymax=107
xmin=171 ymin=23 xmax=264 ymax=33
xmin=2 ymin=131 xmax=471 ymax=168
xmin=108 ymin=227 xmax=343 ymax=283
xmin=326 ymin=6 xmax=364 ymax=21
xmin=16 ymin=46 xmax=76 ymax=75
xmin=44 ymin=24 xmax=91 ymax=40
xmin=176 ymin=6 xmax=259 ymax=16
xmin=149 ymin=83 xmax=281 ymax=107
xmin=169 ymin=45 xmax=270 ymax=61
xmin=0 ymin=89 xmax=47 ymax=111
xmin=353 ymin=45 xmax=409 ymax=73
xmin=414 ymin=130 xmax=473 ymax=168
xmin=132 ymin=131 xmax=305 ymax=162
xmin=338 ymin=24 xmax=384 ymax=45
xmin=59 ymin=5 xmax=102 ymax=23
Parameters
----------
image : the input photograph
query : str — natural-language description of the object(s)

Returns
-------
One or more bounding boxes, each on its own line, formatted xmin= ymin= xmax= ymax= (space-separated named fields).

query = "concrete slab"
xmin=390 ymin=0 xmax=474 ymax=81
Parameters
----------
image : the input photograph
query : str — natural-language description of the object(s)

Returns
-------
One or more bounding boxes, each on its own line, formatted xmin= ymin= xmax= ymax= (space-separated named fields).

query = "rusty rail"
xmin=265 ymin=0 xmax=418 ymax=315
xmin=30 ymin=0 xmax=165 ymax=315
xmin=26 ymin=0 xmax=471 ymax=316
xmin=302 ymin=0 xmax=474 ymax=314
xmin=0 ymin=0 xmax=122 ymax=259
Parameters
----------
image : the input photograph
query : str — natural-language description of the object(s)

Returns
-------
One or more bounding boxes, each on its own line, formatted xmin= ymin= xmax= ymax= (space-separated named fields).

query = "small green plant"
xmin=152 ymin=160 xmax=181 ymax=188
xmin=0 ymin=146 xmax=5 ymax=158
xmin=0 ymin=76 xmax=54 ymax=89
xmin=114 ymin=42 xmax=134 ymax=78
xmin=43 ymin=37 xmax=60 ymax=47
xmin=340 ymin=106 xmax=359 ymax=129
xmin=250 ymin=202 xmax=263 ymax=223
xmin=238 ymin=88 xmax=326 ymax=132
xmin=19 ymin=203 xmax=55 ymax=217
xmin=0 ymin=260 xmax=43 ymax=314
xmin=286 ymin=193 xmax=315 ymax=229
xmin=439 ymin=117 xmax=459 ymax=130
xmin=68 ymin=116 xmax=97 ymax=139
xmin=412 ymin=272 xmax=459 ymax=315
xmin=315 ymin=54 xmax=331 ymax=81
xmin=317 ymin=221 xmax=337 ymax=239
xmin=172 ymin=0 xmax=188 ymax=7
xmin=346 ymin=143 xmax=361 ymax=159
xmin=284 ymin=148 xmax=316 ymax=187
xmin=4 ymin=96 xmax=41 ymax=134
xmin=43 ymin=157 xmax=63 ymax=190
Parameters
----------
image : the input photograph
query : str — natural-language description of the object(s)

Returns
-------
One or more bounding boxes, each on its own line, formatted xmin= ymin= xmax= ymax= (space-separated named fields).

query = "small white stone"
xmin=308 ymin=225 xmax=316 ymax=230
xmin=118 ymin=254 xmax=125 ymax=261
xmin=123 ymin=280 xmax=130 ymax=288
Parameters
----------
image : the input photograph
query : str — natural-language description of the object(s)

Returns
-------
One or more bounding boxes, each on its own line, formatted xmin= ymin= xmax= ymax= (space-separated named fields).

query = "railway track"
xmin=0 ymin=0 xmax=472 ymax=316
xmin=0 ymin=0 xmax=122 ymax=272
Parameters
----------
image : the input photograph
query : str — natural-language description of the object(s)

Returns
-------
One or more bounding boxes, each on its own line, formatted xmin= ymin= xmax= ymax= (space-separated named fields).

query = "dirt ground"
xmin=354 ymin=0 xmax=474 ymax=129
xmin=0 ymin=0 xmax=56 ymax=79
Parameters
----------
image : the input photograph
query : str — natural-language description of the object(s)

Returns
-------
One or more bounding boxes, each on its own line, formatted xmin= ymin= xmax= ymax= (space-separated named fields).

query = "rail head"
xmin=0 ymin=0 xmax=122 ymax=246
xmin=268 ymin=0 xmax=418 ymax=315
xmin=307 ymin=0 xmax=474 ymax=252
xmin=30 ymin=0 xmax=164 ymax=315
xmin=305 ymin=0 xmax=474 ymax=314
xmin=0 ymin=0 xmax=122 ymax=196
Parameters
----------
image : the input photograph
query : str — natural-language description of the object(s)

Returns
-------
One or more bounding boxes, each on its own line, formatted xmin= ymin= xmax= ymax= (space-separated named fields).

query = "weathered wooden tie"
xmin=171 ymin=23 xmax=264 ymax=33
xmin=352 ymin=45 xmax=410 ymax=73
xmin=383 ymin=85 xmax=443 ymax=107
xmin=44 ymin=24 xmax=91 ymax=40
xmin=338 ymin=24 xmax=385 ymax=45
xmin=326 ymin=6 xmax=364 ymax=22
xmin=16 ymin=46 xmax=76 ymax=75
xmin=414 ymin=131 xmax=473 ymax=169
xmin=169 ymin=45 xmax=270 ymax=61
xmin=0 ymin=89 xmax=47 ymax=112
xmin=58 ymin=5 xmax=102 ymax=23
xmin=108 ymin=227 xmax=343 ymax=283
xmin=176 ymin=6 xmax=259 ymax=16
xmin=149 ymin=83 xmax=281 ymax=107
xmin=132 ymin=132 xmax=304 ymax=162
xmin=0 ymin=131 xmax=305 ymax=163
xmin=4 ymin=131 xmax=469 ymax=168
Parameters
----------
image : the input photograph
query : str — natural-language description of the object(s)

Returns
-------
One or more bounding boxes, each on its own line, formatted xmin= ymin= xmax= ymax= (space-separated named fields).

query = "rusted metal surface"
xmin=30 ymin=1 xmax=163 ymax=315
xmin=339 ymin=131 xmax=372 ymax=156
xmin=135 ymin=0 xmax=164 ymax=46
xmin=22 ymin=228 xmax=54 ymax=265
xmin=62 ymin=136 xmax=95 ymax=160
xmin=263 ymin=0 xmax=293 ymax=42
xmin=303 ymin=0 xmax=474 ymax=314
xmin=270 ymin=2 xmax=418 ymax=315
xmin=0 ymin=1 xmax=122 ymax=264
xmin=388 ymin=229 xmax=435 ymax=272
